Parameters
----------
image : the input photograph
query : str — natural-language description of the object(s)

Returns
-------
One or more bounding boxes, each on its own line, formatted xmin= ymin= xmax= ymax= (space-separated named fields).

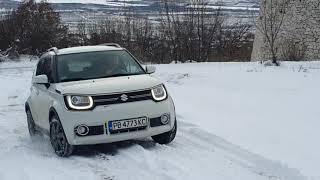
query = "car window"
xmin=121 ymin=53 xmax=143 ymax=73
xmin=35 ymin=59 xmax=45 ymax=76
xmin=36 ymin=57 xmax=53 ymax=83
xmin=43 ymin=57 xmax=53 ymax=82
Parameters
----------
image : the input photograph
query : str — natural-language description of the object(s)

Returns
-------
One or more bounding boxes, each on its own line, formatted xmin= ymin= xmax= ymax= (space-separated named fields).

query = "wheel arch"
xmin=25 ymin=102 xmax=30 ymax=112
xmin=49 ymin=107 xmax=59 ymax=123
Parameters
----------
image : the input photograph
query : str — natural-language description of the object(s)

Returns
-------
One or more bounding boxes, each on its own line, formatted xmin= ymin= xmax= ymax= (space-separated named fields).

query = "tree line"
xmin=0 ymin=0 xmax=254 ymax=63
xmin=0 ymin=0 xmax=69 ymax=55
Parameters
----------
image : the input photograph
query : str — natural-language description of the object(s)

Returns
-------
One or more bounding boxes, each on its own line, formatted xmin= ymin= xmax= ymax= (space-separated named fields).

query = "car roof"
xmin=56 ymin=45 xmax=124 ymax=55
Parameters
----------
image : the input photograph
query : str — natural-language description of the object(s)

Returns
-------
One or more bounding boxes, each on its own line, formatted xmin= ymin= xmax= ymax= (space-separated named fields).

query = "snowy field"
xmin=0 ymin=60 xmax=319 ymax=180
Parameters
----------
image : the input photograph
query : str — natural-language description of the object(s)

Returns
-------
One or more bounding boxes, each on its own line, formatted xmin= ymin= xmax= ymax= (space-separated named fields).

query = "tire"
xmin=50 ymin=116 xmax=74 ymax=157
xmin=26 ymin=110 xmax=39 ymax=137
xmin=152 ymin=119 xmax=177 ymax=144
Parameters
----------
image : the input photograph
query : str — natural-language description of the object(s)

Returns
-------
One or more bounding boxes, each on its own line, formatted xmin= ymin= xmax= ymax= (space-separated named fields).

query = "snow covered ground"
xmin=0 ymin=60 xmax=319 ymax=180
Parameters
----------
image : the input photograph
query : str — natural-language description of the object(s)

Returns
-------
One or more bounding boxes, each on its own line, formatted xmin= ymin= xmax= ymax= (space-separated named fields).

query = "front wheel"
xmin=152 ymin=120 xmax=177 ymax=144
xmin=50 ymin=117 xmax=74 ymax=157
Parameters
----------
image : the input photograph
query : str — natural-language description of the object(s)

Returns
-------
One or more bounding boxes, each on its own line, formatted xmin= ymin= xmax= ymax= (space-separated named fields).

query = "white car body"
xmin=25 ymin=45 xmax=177 ymax=156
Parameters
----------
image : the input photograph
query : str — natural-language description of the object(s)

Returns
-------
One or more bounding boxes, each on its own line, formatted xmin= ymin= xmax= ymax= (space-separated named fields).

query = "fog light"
xmin=161 ymin=114 xmax=170 ymax=125
xmin=76 ymin=125 xmax=89 ymax=136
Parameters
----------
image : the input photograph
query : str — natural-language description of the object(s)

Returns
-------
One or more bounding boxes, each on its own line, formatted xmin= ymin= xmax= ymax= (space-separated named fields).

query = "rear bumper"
xmin=56 ymin=97 xmax=176 ymax=145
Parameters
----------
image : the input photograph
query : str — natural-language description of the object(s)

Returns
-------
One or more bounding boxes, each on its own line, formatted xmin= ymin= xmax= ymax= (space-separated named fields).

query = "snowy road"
xmin=0 ymin=61 xmax=319 ymax=180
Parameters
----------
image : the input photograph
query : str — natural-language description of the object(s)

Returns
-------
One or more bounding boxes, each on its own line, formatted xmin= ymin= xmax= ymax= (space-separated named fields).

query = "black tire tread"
xmin=50 ymin=116 xmax=74 ymax=157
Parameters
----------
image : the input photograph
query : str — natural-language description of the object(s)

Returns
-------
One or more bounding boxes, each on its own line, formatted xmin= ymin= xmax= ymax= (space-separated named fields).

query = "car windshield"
xmin=57 ymin=50 xmax=146 ymax=82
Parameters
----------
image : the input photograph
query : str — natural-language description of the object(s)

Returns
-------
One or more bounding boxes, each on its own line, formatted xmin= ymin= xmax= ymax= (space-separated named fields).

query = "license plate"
xmin=108 ymin=117 xmax=148 ymax=131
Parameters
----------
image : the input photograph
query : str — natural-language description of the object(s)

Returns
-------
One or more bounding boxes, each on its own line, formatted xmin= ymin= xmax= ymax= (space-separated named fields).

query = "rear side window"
xmin=36 ymin=57 xmax=54 ymax=83
xmin=36 ymin=59 xmax=45 ymax=76
xmin=43 ymin=57 xmax=53 ymax=82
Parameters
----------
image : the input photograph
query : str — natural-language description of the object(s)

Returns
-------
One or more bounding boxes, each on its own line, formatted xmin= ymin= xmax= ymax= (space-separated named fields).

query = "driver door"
xmin=31 ymin=57 xmax=54 ymax=129
xmin=30 ymin=58 xmax=45 ymax=127
xmin=36 ymin=56 xmax=54 ymax=129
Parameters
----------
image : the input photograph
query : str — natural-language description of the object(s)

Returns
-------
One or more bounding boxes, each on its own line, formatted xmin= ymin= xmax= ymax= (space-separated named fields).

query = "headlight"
xmin=66 ymin=95 xmax=93 ymax=110
xmin=151 ymin=84 xmax=167 ymax=101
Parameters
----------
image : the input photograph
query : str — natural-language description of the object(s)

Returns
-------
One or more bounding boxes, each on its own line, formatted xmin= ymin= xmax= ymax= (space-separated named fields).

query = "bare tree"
xmin=255 ymin=0 xmax=291 ymax=65
xmin=160 ymin=0 xmax=226 ymax=62
xmin=160 ymin=0 xmax=181 ymax=63
xmin=220 ymin=22 xmax=253 ymax=61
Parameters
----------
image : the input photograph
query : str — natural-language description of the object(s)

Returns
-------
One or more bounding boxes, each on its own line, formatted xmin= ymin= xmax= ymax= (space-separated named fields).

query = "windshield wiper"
xmin=99 ymin=73 xmax=144 ymax=79
xmin=60 ymin=73 xmax=144 ymax=82
xmin=60 ymin=77 xmax=87 ymax=82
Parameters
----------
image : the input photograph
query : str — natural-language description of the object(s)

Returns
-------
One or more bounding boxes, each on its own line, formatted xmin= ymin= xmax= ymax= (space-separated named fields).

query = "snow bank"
xmin=0 ymin=61 xmax=319 ymax=180
xmin=155 ymin=61 xmax=320 ymax=179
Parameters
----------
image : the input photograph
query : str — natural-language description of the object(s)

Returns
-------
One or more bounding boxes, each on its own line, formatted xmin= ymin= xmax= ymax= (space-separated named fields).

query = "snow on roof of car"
xmin=56 ymin=45 xmax=123 ymax=55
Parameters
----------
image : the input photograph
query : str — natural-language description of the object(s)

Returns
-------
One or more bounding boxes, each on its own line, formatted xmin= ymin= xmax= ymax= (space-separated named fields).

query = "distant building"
xmin=252 ymin=0 xmax=320 ymax=61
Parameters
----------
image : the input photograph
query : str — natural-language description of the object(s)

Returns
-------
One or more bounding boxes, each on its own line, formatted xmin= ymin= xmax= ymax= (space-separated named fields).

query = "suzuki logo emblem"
xmin=120 ymin=94 xmax=128 ymax=102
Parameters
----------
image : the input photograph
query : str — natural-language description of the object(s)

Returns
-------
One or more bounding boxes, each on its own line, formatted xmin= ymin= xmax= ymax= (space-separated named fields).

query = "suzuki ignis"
xmin=25 ymin=44 xmax=177 ymax=157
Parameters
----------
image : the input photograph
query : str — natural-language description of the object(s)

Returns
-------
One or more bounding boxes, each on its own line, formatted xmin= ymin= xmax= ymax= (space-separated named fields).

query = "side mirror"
xmin=146 ymin=65 xmax=156 ymax=74
xmin=33 ymin=75 xmax=49 ymax=84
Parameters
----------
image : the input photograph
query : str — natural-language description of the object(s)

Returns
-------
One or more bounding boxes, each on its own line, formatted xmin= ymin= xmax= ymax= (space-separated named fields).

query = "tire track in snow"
xmin=66 ymin=119 xmax=306 ymax=180
xmin=0 ymin=99 xmax=307 ymax=180
xmin=178 ymin=121 xmax=305 ymax=180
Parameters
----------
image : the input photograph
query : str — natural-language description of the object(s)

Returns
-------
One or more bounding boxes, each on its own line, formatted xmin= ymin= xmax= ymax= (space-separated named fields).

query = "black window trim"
xmin=52 ymin=55 xmax=59 ymax=83
xmin=44 ymin=56 xmax=52 ymax=83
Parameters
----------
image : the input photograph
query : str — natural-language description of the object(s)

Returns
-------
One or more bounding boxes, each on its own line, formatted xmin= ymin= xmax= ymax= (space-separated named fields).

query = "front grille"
xmin=109 ymin=126 xmax=147 ymax=134
xmin=88 ymin=125 xmax=105 ymax=136
xmin=92 ymin=89 xmax=152 ymax=106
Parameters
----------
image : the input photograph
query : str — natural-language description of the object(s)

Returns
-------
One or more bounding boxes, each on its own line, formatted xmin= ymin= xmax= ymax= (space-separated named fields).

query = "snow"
xmin=155 ymin=62 xmax=320 ymax=179
xmin=14 ymin=0 xmax=149 ymax=7
xmin=0 ymin=60 xmax=319 ymax=180
xmin=206 ymin=5 xmax=260 ymax=11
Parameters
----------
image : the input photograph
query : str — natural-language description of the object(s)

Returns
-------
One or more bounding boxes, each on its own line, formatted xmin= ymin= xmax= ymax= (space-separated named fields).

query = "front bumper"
xmin=57 ymin=97 xmax=176 ymax=145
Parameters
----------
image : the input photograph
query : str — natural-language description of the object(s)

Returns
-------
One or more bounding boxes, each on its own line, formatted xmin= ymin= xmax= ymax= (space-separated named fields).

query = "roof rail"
xmin=99 ymin=43 xmax=122 ymax=48
xmin=47 ymin=47 xmax=59 ymax=54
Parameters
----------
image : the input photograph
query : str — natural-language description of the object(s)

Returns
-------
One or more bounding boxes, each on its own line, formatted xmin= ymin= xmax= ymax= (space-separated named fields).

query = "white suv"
xmin=25 ymin=44 xmax=177 ymax=157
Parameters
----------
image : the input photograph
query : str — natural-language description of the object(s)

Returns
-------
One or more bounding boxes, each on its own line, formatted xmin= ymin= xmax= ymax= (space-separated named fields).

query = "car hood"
xmin=55 ymin=74 xmax=161 ymax=95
